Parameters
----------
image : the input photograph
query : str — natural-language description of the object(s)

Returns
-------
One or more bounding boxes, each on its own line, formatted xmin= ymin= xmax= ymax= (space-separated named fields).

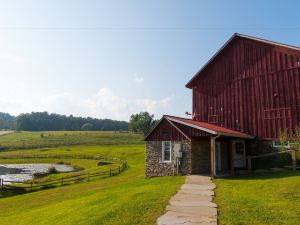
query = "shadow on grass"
xmin=215 ymin=170 xmax=300 ymax=181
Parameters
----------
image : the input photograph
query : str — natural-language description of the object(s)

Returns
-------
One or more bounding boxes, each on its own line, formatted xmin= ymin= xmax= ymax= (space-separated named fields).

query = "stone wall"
xmin=145 ymin=140 xmax=192 ymax=178
xmin=191 ymin=140 xmax=211 ymax=174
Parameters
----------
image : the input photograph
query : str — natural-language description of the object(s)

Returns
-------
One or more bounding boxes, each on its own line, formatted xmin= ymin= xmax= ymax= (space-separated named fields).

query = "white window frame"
xmin=273 ymin=141 xmax=290 ymax=149
xmin=162 ymin=141 xmax=172 ymax=163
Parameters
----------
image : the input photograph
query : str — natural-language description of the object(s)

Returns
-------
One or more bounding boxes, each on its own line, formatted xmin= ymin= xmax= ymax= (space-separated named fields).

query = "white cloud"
xmin=133 ymin=73 xmax=144 ymax=84
xmin=0 ymin=87 xmax=171 ymax=121
xmin=82 ymin=88 xmax=171 ymax=120
xmin=82 ymin=88 xmax=132 ymax=120
xmin=137 ymin=97 xmax=171 ymax=115
xmin=0 ymin=53 xmax=26 ymax=64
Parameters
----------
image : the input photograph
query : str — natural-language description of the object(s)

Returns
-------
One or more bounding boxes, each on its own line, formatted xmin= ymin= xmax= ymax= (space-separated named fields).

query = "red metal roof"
xmin=165 ymin=115 xmax=254 ymax=138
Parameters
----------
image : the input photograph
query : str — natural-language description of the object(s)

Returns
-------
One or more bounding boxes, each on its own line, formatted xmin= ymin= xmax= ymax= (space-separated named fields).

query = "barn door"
xmin=233 ymin=140 xmax=246 ymax=168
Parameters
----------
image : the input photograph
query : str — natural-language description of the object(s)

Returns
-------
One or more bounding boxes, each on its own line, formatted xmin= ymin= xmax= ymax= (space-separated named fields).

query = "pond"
xmin=0 ymin=164 xmax=74 ymax=183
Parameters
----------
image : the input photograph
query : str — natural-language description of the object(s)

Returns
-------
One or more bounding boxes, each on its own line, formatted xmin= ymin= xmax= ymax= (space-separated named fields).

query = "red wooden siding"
xmin=146 ymin=119 xmax=189 ymax=141
xmin=145 ymin=119 xmax=211 ymax=141
xmin=190 ymin=37 xmax=300 ymax=140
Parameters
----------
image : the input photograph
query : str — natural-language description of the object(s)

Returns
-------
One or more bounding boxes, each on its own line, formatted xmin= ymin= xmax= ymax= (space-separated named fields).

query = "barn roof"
xmin=186 ymin=33 xmax=300 ymax=89
xmin=144 ymin=115 xmax=254 ymax=140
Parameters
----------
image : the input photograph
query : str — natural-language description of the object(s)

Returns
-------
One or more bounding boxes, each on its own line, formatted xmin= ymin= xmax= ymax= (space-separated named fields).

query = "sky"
xmin=0 ymin=0 xmax=300 ymax=121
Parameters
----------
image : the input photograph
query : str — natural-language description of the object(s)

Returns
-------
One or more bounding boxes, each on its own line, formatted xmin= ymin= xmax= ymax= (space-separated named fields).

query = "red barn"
xmin=145 ymin=33 xmax=300 ymax=178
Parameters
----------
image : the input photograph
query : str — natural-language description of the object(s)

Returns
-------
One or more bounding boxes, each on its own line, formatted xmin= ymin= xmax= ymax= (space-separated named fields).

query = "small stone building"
xmin=145 ymin=115 xmax=253 ymax=178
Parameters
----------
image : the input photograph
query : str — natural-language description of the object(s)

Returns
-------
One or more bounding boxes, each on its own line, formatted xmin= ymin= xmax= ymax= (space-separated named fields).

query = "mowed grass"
xmin=215 ymin=172 xmax=300 ymax=225
xmin=0 ymin=143 xmax=184 ymax=225
xmin=0 ymin=131 xmax=143 ymax=150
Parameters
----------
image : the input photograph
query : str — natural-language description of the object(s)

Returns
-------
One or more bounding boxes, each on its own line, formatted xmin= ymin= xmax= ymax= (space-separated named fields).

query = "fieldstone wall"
xmin=145 ymin=140 xmax=192 ymax=178
xmin=191 ymin=140 xmax=211 ymax=174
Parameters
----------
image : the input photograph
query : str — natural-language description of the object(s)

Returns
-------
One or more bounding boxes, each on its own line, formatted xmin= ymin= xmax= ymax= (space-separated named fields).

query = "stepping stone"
xmin=166 ymin=205 xmax=217 ymax=217
xmin=157 ymin=211 xmax=217 ymax=225
xmin=180 ymin=183 xmax=216 ymax=190
xmin=178 ymin=189 xmax=214 ymax=196
xmin=186 ymin=175 xmax=211 ymax=183
xmin=156 ymin=175 xmax=217 ymax=225
xmin=171 ymin=193 xmax=213 ymax=202
xmin=170 ymin=199 xmax=217 ymax=208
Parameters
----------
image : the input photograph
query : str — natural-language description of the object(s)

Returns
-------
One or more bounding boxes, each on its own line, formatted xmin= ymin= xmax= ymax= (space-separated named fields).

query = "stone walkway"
xmin=157 ymin=175 xmax=217 ymax=225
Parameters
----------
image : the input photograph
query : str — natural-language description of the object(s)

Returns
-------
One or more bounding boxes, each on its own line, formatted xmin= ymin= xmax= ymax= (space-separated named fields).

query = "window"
xmin=235 ymin=142 xmax=245 ymax=154
xmin=162 ymin=141 xmax=171 ymax=162
xmin=273 ymin=141 xmax=290 ymax=148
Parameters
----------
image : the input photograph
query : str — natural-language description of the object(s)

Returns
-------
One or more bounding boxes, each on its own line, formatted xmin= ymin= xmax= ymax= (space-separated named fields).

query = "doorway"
xmin=232 ymin=140 xmax=246 ymax=168
xmin=215 ymin=141 xmax=229 ymax=173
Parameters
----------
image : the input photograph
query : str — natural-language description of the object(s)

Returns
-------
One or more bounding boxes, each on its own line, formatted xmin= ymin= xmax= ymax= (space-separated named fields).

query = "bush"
xmin=48 ymin=167 xmax=58 ymax=174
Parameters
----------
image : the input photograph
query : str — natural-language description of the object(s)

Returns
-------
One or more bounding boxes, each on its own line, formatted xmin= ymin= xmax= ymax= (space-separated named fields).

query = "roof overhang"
xmin=145 ymin=115 xmax=254 ymax=141
xmin=167 ymin=116 xmax=254 ymax=139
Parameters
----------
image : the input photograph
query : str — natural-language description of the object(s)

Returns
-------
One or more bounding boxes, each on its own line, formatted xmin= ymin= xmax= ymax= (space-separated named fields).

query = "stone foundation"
xmin=145 ymin=141 xmax=192 ymax=178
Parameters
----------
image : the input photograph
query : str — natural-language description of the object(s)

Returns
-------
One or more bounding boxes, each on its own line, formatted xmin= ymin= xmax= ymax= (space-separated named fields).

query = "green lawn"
xmin=0 ymin=131 xmax=144 ymax=150
xmin=215 ymin=172 xmax=300 ymax=225
xmin=0 ymin=144 xmax=184 ymax=225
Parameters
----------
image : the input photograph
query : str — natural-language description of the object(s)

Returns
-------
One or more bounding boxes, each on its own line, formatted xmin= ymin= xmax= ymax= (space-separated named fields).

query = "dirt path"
xmin=0 ymin=131 xmax=14 ymax=136
xmin=157 ymin=175 xmax=217 ymax=225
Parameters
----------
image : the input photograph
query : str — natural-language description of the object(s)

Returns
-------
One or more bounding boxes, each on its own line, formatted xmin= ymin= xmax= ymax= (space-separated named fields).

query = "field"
xmin=0 ymin=131 xmax=143 ymax=149
xmin=0 ymin=131 xmax=184 ymax=225
xmin=215 ymin=172 xmax=300 ymax=225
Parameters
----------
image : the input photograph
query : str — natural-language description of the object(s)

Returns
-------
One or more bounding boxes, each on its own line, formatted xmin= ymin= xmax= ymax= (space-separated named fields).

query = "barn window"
xmin=162 ymin=141 xmax=171 ymax=162
xmin=273 ymin=141 xmax=290 ymax=148
xmin=263 ymin=108 xmax=291 ymax=120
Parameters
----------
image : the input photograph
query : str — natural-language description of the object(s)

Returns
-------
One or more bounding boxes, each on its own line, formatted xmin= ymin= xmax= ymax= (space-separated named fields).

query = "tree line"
xmin=0 ymin=112 xmax=128 ymax=131
xmin=0 ymin=111 xmax=158 ymax=135
xmin=0 ymin=112 xmax=15 ymax=130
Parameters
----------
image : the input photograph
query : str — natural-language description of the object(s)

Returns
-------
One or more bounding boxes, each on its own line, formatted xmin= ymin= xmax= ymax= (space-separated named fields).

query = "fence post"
xmin=292 ymin=149 xmax=297 ymax=171
xmin=61 ymin=177 xmax=64 ymax=185
xmin=247 ymin=156 xmax=252 ymax=174
xmin=118 ymin=166 xmax=121 ymax=174
xmin=30 ymin=182 xmax=33 ymax=192
xmin=110 ymin=168 xmax=112 ymax=177
xmin=88 ymin=173 xmax=90 ymax=181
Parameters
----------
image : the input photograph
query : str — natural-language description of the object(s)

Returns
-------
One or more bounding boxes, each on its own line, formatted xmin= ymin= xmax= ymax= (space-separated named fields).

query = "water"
xmin=0 ymin=164 xmax=74 ymax=183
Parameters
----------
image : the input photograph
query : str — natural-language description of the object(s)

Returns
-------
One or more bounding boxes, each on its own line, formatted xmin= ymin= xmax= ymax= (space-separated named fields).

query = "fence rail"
xmin=247 ymin=148 xmax=297 ymax=174
xmin=0 ymin=161 xmax=127 ymax=192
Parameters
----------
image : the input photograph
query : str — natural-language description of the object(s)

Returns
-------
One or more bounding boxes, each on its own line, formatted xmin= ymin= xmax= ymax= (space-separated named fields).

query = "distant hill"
xmin=0 ymin=112 xmax=128 ymax=131
xmin=0 ymin=112 xmax=15 ymax=130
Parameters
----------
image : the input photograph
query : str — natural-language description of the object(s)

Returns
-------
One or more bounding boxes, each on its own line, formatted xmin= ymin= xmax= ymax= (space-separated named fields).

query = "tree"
xmin=129 ymin=112 xmax=157 ymax=136
xmin=82 ymin=123 xmax=93 ymax=131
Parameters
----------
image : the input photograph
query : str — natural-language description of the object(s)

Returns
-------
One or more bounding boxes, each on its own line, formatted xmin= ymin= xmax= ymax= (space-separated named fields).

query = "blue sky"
xmin=0 ymin=0 xmax=300 ymax=121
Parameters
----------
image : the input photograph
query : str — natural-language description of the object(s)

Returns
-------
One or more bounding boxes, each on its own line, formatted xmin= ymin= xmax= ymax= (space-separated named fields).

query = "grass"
xmin=0 ymin=131 xmax=144 ymax=150
xmin=215 ymin=172 xmax=300 ymax=225
xmin=0 ymin=134 xmax=184 ymax=225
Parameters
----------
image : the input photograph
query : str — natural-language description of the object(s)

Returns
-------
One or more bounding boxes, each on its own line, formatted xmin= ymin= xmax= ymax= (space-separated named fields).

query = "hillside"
xmin=0 ymin=131 xmax=184 ymax=225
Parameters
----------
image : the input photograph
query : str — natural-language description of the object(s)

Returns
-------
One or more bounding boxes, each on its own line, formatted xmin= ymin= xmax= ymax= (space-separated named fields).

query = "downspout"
xmin=212 ymin=134 xmax=221 ymax=178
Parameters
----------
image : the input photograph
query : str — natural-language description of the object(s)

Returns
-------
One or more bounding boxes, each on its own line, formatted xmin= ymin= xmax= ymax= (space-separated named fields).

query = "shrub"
xmin=48 ymin=167 xmax=58 ymax=174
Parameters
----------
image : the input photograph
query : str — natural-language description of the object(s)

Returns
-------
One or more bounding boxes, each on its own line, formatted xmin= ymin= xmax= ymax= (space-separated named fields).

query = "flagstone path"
xmin=157 ymin=175 xmax=217 ymax=225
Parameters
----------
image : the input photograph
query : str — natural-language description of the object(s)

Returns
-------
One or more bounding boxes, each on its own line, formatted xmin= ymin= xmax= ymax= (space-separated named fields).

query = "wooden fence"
xmin=247 ymin=148 xmax=297 ymax=174
xmin=0 ymin=161 xmax=127 ymax=192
